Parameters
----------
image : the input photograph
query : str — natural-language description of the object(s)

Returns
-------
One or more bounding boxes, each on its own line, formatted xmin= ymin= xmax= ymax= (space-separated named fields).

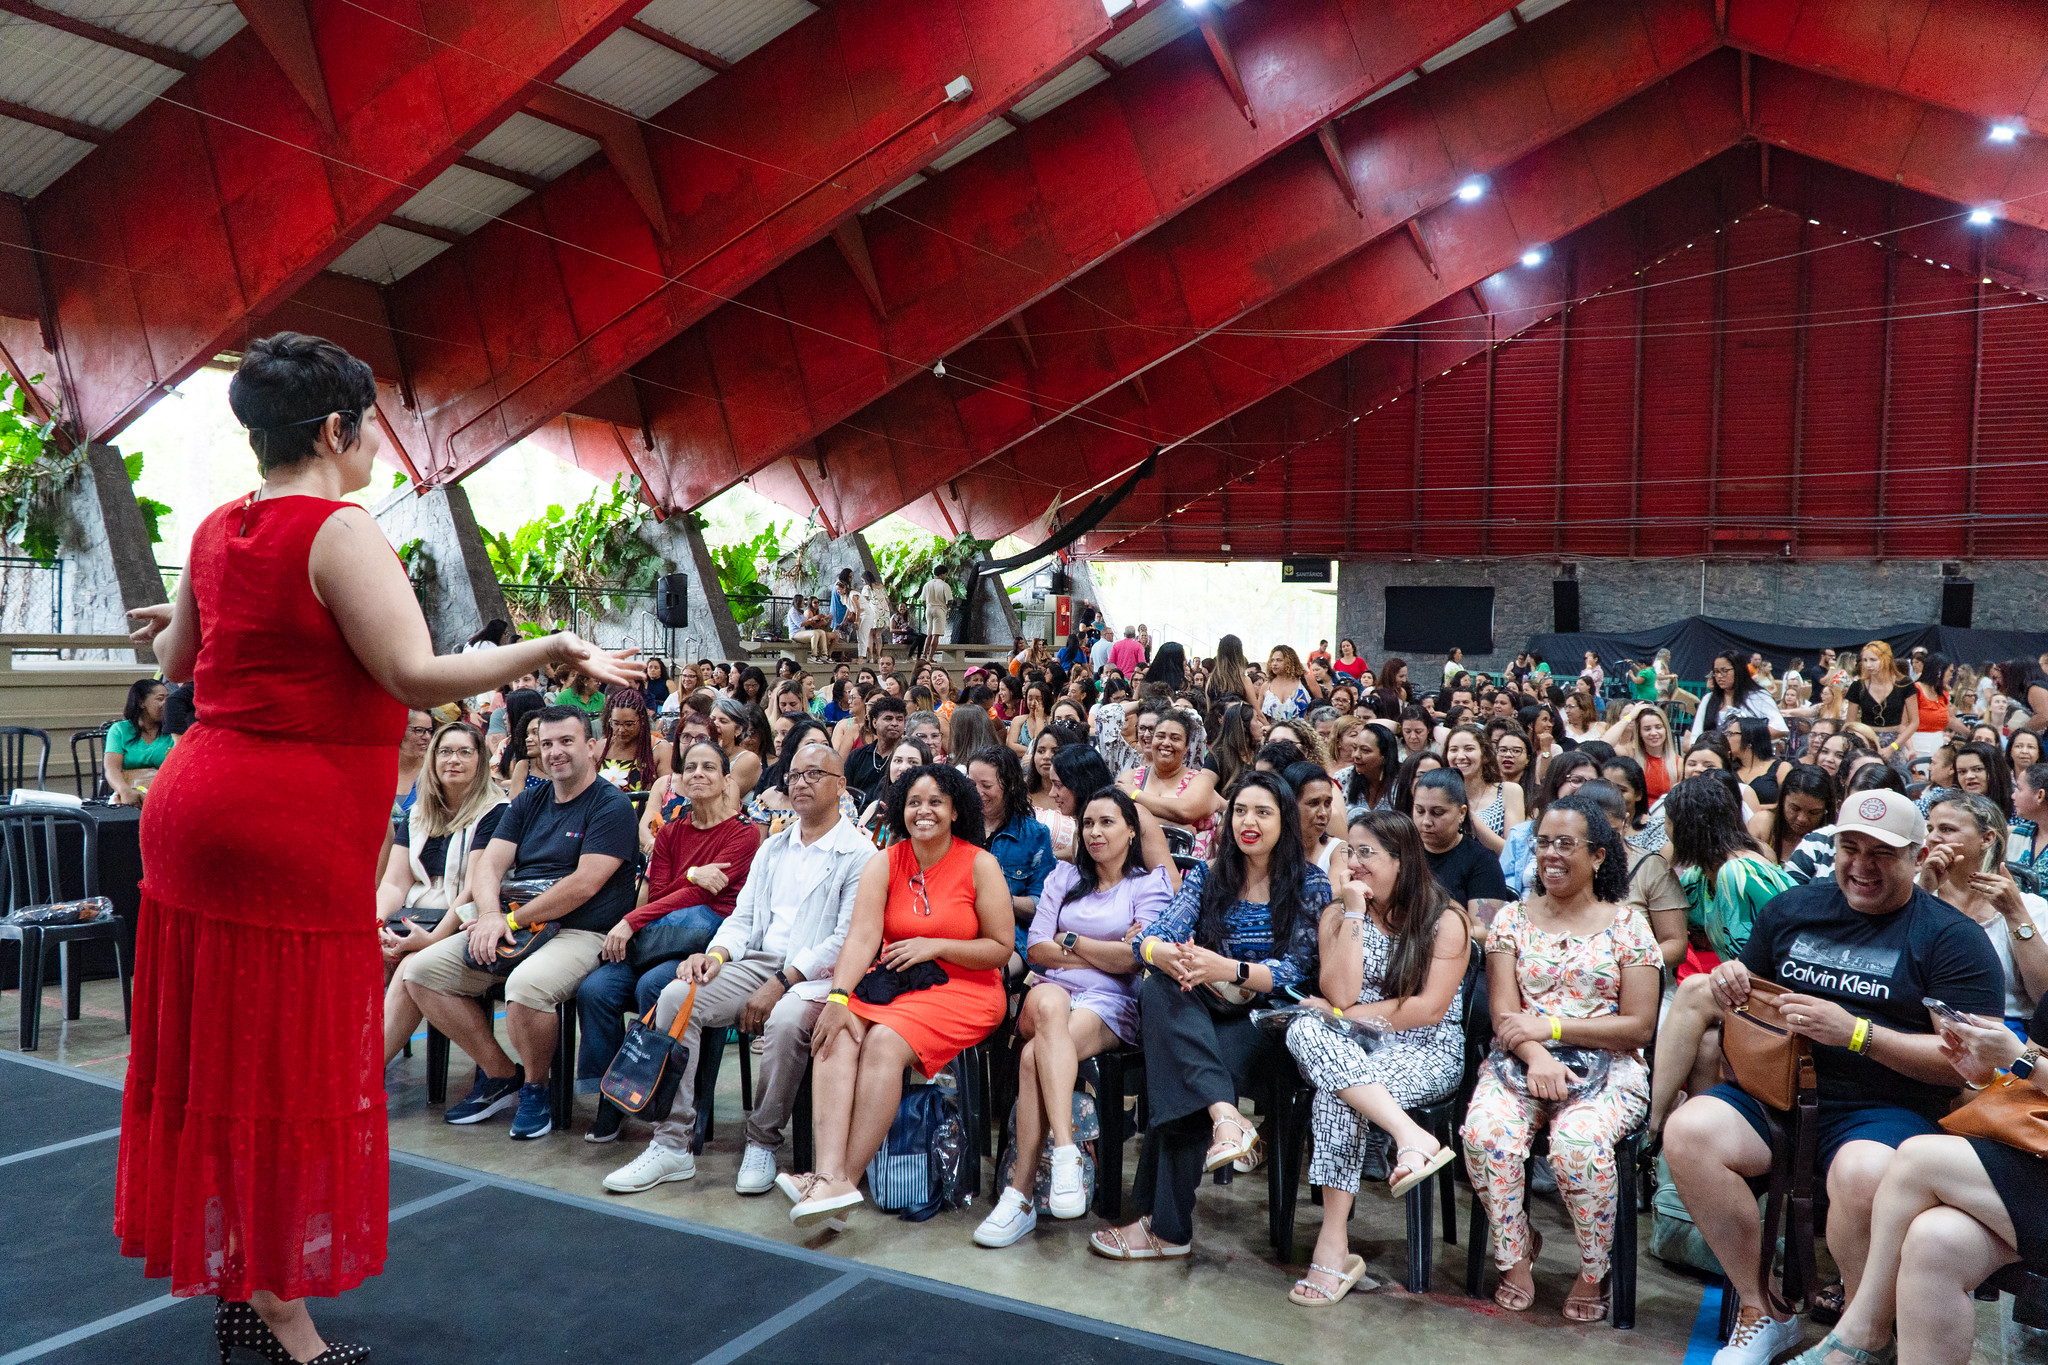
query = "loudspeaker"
xmin=1941 ymin=578 xmax=1974 ymax=629
xmin=656 ymin=572 xmax=689 ymax=628
xmin=1552 ymin=579 xmax=1580 ymax=633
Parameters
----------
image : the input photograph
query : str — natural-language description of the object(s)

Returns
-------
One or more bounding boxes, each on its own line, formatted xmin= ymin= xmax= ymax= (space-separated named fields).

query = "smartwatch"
xmin=1235 ymin=960 xmax=1251 ymax=985
xmin=771 ymin=968 xmax=792 ymax=991
xmin=1059 ymin=931 xmax=1079 ymax=953
xmin=2013 ymin=1047 xmax=2041 ymax=1081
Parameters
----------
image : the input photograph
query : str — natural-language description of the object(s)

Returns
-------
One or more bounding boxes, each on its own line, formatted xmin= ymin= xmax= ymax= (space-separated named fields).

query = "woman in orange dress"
xmin=778 ymin=763 xmax=1010 ymax=1227
xmin=118 ymin=334 xmax=638 ymax=1364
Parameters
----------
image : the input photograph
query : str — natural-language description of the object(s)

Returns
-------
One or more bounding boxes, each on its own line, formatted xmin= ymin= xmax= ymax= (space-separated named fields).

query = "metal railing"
xmin=0 ymin=556 xmax=63 ymax=634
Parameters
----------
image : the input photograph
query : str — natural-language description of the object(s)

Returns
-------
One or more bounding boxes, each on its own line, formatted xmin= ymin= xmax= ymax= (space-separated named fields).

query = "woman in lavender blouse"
xmin=973 ymin=788 xmax=1170 ymax=1248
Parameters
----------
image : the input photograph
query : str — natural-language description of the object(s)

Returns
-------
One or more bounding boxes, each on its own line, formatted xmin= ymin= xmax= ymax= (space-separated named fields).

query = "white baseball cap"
xmin=1834 ymin=789 xmax=1926 ymax=849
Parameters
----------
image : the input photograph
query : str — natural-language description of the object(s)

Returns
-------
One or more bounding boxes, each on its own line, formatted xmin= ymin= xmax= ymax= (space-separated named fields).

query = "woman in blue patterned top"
xmin=1091 ymin=770 xmax=1330 ymax=1260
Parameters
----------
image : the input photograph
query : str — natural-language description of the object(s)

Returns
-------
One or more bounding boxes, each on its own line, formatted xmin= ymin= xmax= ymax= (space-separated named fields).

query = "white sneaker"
xmin=1713 ymin=1309 xmax=1804 ymax=1365
xmin=602 ymin=1144 xmax=696 ymax=1194
xmin=736 ymin=1143 xmax=779 ymax=1195
xmin=972 ymin=1187 xmax=1038 ymax=1248
xmin=1047 ymin=1145 xmax=1088 ymax=1219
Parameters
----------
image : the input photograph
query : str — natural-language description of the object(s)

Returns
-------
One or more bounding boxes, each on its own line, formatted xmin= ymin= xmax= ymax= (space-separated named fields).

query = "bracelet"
xmin=708 ymin=946 xmax=730 ymax=965
xmin=1330 ymin=1006 xmax=1344 ymax=1019
xmin=1142 ymin=939 xmax=1157 ymax=965
xmin=1849 ymin=1017 xmax=1872 ymax=1054
xmin=504 ymin=910 xmax=520 ymax=932
xmin=826 ymin=991 xmax=850 ymax=1006
xmin=1341 ymin=912 xmax=1366 ymax=922
xmin=1550 ymin=1016 xmax=1563 ymax=1043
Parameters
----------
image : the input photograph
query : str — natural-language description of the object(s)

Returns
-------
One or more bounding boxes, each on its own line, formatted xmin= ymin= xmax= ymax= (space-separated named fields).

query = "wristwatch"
xmin=1235 ymin=960 xmax=1251 ymax=985
xmin=2013 ymin=1046 xmax=2041 ymax=1081
xmin=770 ymin=968 xmax=792 ymax=991
xmin=1059 ymin=931 xmax=1079 ymax=954
xmin=2016 ymin=922 xmax=2038 ymax=942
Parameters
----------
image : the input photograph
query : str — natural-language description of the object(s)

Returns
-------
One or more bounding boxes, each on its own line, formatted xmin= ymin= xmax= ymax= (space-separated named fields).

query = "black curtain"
xmin=1523 ymin=615 xmax=2048 ymax=681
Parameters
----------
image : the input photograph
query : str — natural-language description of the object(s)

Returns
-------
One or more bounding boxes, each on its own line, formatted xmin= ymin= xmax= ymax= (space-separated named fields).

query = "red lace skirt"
xmin=115 ymin=725 xmax=396 ymax=1300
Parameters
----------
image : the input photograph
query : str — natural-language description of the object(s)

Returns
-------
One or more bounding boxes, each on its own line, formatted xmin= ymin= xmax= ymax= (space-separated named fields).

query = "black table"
xmin=0 ymin=802 xmax=141 ymax=985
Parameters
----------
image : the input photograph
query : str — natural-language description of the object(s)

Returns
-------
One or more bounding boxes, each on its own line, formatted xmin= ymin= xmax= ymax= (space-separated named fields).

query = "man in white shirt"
xmin=1089 ymin=629 xmax=1113 ymax=671
xmin=600 ymin=743 xmax=870 ymax=1196
xmin=1442 ymin=647 xmax=1464 ymax=684
xmin=920 ymin=574 xmax=954 ymax=645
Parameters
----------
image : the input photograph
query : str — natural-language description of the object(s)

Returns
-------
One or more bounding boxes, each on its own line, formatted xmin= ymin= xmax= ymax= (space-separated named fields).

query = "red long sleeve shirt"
xmin=625 ymin=814 xmax=761 ymax=931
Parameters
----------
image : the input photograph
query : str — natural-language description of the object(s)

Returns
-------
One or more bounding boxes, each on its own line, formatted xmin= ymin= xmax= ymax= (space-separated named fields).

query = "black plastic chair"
xmin=0 ymin=727 xmax=50 ymax=799
xmin=1978 ymin=1264 xmax=2048 ymax=1329
xmin=0 ymin=807 xmax=133 ymax=1049
xmin=1160 ymin=825 xmax=1195 ymax=857
xmin=424 ymin=989 xmax=579 ymax=1132
xmin=1091 ymin=1044 xmax=1147 ymax=1220
xmin=685 ymin=1025 xmax=756 ymax=1154
xmin=70 ymin=724 xmax=110 ymax=800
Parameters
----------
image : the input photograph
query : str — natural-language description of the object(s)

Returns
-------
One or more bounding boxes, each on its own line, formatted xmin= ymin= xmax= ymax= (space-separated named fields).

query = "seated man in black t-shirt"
xmin=407 ymin=706 xmax=641 ymax=1140
xmin=1412 ymin=768 xmax=1512 ymax=910
xmin=1663 ymin=791 xmax=2003 ymax=1365
xmin=844 ymin=695 xmax=906 ymax=802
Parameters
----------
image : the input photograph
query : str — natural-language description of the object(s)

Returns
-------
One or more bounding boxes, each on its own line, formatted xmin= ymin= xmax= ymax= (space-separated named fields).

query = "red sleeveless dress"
xmin=115 ymin=494 xmax=405 ymax=1300
xmin=846 ymin=839 xmax=1005 ymax=1075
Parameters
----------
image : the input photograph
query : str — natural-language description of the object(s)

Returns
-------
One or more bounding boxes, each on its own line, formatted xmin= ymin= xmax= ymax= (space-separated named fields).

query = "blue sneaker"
xmin=444 ymin=1065 xmax=524 ymax=1124
xmin=509 ymin=1082 xmax=554 ymax=1140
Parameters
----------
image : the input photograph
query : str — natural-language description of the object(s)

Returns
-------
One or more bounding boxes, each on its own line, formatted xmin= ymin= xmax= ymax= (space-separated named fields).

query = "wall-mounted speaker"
xmin=656 ymin=572 xmax=689 ymax=628
xmin=1941 ymin=579 xmax=1974 ymax=629
xmin=1552 ymin=579 xmax=1581 ymax=633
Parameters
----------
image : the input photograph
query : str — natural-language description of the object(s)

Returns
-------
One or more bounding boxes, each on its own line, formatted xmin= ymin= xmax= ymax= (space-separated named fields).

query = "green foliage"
xmin=395 ymin=536 xmax=430 ymax=609
xmin=872 ymin=533 xmax=994 ymax=607
xmin=122 ymin=452 xmax=168 ymax=546
xmin=710 ymin=521 xmax=790 ymax=630
xmin=0 ymin=375 xmax=77 ymax=563
xmin=483 ymin=475 xmax=669 ymax=602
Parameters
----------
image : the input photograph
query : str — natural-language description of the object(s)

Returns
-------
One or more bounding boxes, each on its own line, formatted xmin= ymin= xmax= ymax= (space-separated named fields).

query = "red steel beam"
xmin=805 ymin=0 xmax=1723 ymax=535
xmin=575 ymin=0 xmax=1530 ymax=512
xmin=867 ymin=53 xmax=2048 ymax=536
xmin=28 ymin=0 xmax=646 ymax=445
xmin=1079 ymin=150 xmax=2042 ymax=557
xmin=385 ymin=0 xmax=1151 ymax=482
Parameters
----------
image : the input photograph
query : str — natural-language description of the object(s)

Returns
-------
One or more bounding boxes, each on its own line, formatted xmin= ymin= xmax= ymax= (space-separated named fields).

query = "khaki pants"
xmin=790 ymin=629 xmax=835 ymax=658
xmin=648 ymin=950 xmax=825 ymax=1155
xmin=404 ymin=926 xmax=606 ymax=1012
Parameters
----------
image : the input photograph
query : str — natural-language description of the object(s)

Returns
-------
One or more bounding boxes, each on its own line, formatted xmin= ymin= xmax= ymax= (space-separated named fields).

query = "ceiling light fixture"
xmin=1455 ymin=177 xmax=1486 ymax=202
xmin=1968 ymin=207 xmax=1997 ymax=226
xmin=1991 ymin=123 xmax=2020 ymax=143
xmin=1521 ymin=246 xmax=1546 ymax=267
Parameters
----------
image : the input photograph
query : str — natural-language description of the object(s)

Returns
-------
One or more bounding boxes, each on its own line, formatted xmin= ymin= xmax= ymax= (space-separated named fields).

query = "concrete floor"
xmin=8 ymin=977 xmax=2013 ymax=1365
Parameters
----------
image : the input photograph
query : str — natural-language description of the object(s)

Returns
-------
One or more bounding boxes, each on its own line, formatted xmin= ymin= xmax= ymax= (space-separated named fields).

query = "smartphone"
xmin=1923 ymin=996 xmax=1973 ymax=1027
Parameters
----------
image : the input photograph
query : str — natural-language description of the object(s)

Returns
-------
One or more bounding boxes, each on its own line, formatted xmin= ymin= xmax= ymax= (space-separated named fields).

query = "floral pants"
xmin=1458 ymin=1054 xmax=1647 ymax=1279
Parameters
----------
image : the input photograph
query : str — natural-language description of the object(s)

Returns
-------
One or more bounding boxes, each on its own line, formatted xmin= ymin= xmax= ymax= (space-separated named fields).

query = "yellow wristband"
xmin=504 ymin=911 xmax=520 ymax=933
xmin=1850 ymin=1017 xmax=1871 ymax=1054
xmin=1550 ymin=1016 xmax=1563 ymax=1043
xmin=708 ymin=946 xmax=730 ymax=965
xmin=827 ymin=991 xmax=850 ymax=1006
xmin=1330 ymin=1006 xmax=1343 ymax=1019
xmin=1142 ymin=939 xmax=1157 ymax=965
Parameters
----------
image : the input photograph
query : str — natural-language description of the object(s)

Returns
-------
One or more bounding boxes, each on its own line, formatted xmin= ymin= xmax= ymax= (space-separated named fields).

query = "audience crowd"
xmin=117 ymin=614 xmax=2048 ymax=1361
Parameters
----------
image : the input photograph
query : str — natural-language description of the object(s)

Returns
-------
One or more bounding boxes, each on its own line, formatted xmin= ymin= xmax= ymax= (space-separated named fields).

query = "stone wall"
xmin=372 ymin=483 xmax=510 ymax=654
xmin=1335 ymin=557 xmax=2048 ymax=681
xmin=2 ymin=443 xmax=164 ymax=660
xmin=963 ymin=569 xmax=1022 ymax=645
xmin=635 ymin=516 xmax=744 ymax=663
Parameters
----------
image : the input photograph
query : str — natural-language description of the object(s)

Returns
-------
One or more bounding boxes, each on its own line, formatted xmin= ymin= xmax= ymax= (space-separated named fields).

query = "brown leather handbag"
xmin=1721 ymin=978 xmax=1812 ymax=1111
xmin=1941 ymin=1071 xmax=2048 ymax=1156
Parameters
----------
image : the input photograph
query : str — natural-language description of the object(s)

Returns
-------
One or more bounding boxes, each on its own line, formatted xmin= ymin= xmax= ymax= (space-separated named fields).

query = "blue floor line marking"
xmin=1685 ymin=1282 xmax=1726 ymax=1365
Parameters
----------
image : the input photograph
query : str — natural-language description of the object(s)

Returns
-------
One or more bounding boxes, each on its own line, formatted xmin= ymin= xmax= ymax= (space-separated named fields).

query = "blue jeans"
xmin=573 ymin=904 xmax=723 ymax=1091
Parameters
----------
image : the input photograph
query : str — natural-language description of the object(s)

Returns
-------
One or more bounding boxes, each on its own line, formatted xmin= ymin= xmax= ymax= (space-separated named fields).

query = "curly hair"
xmin=1663 ymin=775 xmax=1762 ymax=890
xmin=885 ymin=762 xmax=986 ymax=847
xmin=1538 ymin=793 xmax=1631 ymax=903
xmin=966 ymin=744 xmax=1030 ymax=830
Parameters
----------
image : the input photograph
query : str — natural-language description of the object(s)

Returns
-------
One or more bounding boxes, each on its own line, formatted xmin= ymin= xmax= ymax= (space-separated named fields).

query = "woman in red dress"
xmin=119 ymin=334 xmax=638 ymax=1363
xmin=779 ymin=763 xmax=1010 ymax=1227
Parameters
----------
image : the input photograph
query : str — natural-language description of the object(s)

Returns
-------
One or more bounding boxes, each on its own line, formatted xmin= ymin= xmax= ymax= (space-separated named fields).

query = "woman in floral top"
xmin=1460 ymin=794 xmax=1660 ymax=1323
xmin=1091 ymin=772 xmax=1333 ymax=1261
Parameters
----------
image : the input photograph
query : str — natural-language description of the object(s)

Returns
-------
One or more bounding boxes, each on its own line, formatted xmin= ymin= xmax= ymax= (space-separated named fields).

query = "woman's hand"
xmin=384 ymin=917 xmax=435 ymax=957
xmin=547 ymin=631 xmax=644 ymax=689
xmin=1974 ymin=868 xmax=2031 ymax=925
xmin=810 ymin=997 xmax=866 ymax=1057
xmin=1937 ymin=1012 xmax=2027 ymax=1086
xmin=1918 ymin=842 xmax=1959 ymax=889
xmin=878 ymin=937 xmax=945 ymax=969
xmin=687 ymin=861 xmax=731 ymax=895
xmin=1707 ymin=959 xmax=1754 ymax=1010
xmin=112 ymin=785 xmax=142 ymax=807
xmin=599 ymin=919 xmax=635 ymax=963
xmin=1142 ymin=937 xmax=1186 ymax=977
xmin=1493 ymin=1012 xmax=1552 ymax=1051
xmin=1525 ymin=1053 xmax=1576 ymax=1102
xmin=125 ymin=604 xmax=173 ymax=647
xmin=1171 ymin=944 xmax=1237 ymax=989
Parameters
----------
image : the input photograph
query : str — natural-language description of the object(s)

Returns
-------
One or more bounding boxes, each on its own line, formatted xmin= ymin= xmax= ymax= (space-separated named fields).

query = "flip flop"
xmin=1388 ymin=1145 xmax=1456 ymax=1199
xmin=1289 ymin=1254 xmax=1368 ymax=1308
xmin=1204 ymin=1116 xmax=1259 ymax=1173
xmin=1088 ymin=1217 xmax=1191 ymax=1261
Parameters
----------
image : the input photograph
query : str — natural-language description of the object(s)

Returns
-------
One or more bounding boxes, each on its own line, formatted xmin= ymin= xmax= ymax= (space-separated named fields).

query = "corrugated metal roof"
xmin=0 ymin=17 xmax=182 ymax=128
xmin=34 ymin=0 xmax=243 ymax=60
xmin=1096 ymin=2 xmax=1194 ymax=68
xmin=1010 ymin=56 xmax=1108 ymax=123
xmin=0 ymin=114 xmax=90 ymax=197
xmin=1420 ymin=11 xmax=1518 ymax=72
xmin=556 ymin=26 xmax=712 ymax=120
xmin=862 ymin=173 xmax=925 ymax=214
xmin=327 ymin=224 xmax=450 ymax=285
xmin=632 ymin=0 xmax=818 ymax=65
xmin=1516 ymin=0 xmax=1573 ymax=22
xmin=398 ymin=163 xmax=532 ymax=235
xmin=926 ymin=117 xmax=1011 ymax=173
xmin=469 ymin=112 xmax=602 ymax=182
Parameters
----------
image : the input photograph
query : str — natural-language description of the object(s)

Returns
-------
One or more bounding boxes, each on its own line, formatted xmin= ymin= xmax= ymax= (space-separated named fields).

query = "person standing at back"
xmin=1111 ymin=625 xmax=1145 ymax=677
xmin=1090 ymin=628 xmax=1114 ymax=672
xmin=117 ymin=333 xmax=638 ymax=1364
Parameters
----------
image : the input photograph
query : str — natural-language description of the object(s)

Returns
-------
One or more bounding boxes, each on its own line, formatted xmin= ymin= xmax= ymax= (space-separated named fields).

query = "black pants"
xmin=1128 ymin=970 xmax=1291 ymax=1246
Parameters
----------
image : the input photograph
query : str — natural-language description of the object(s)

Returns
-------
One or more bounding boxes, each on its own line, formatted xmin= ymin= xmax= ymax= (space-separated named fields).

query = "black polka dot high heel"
xmin=214 ymin=1299 xmax=371 ymax=1364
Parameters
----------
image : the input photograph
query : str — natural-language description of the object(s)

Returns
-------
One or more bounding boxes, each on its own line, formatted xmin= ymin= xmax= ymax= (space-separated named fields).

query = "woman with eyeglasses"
xmin=1461 ymin=794 xmax=1660 ymax=1322
xmin=1688 ymin=651 xmax=1788 ymax=745
xmin=783 ymin=765 xmax=1011 ymax=1228
xmin=1499 ymin=752 xmax=1600 ymax=898
xmin=1285 ymin=811 xmax=1469 ymax=1306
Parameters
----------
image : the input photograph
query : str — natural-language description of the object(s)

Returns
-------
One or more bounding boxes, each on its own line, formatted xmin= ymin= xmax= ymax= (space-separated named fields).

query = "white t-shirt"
xmin=920 ymin=577 xmax=953 ymax=615
xmin=1688 ymin=689 xmax=1788 ymax=743
xmin=1973 ymin=894 xmax=2048 ymax=1019
xmin=761 ymin=830 xmax=834 ymax=961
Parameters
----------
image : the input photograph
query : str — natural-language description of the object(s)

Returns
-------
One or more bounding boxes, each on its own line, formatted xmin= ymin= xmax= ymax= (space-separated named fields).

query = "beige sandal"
xmin=1204 ymin=1116 xmax=1259 ymax=1173
xmin=1388 ymin=1144 xmax=1455 ymax=1199
xmin=1493 ymin=1230 xmax=1542 ymax=1312
xmin=1088 ymin=1216 xmax=1191 ymax=1261
xmin=1289 ymin=1254 xmax=1368 ymax=1307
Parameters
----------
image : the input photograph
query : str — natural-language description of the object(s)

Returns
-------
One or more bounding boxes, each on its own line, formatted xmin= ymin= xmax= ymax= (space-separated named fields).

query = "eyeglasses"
xmin=908 ymin=870 xmax=934 ymax=917
xmin=1348 ymin=844 xmax=1388 ymax=862
xmin=406 ymin=726 xmax=435 ymax=739
xmin=787 ymin=767 xmax=837 ymax=787
xmin=1533 ymin=835 xmax=1591 ymax=854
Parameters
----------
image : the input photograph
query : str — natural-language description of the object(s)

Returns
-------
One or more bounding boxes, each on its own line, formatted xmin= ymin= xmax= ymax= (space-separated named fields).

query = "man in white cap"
xmin=1665 ymin=789 xmax=2005 ymax=1365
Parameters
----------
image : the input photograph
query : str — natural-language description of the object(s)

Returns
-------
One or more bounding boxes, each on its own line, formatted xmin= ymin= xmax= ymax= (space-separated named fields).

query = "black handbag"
xmin=464 ymin=878 xmax=559 ymax=978
xmin=855 ymin=958 xmax=947 ymax=1005
xmin=599 ymin=980 xmax=698 ymax=1117
xmin=628 ymin=913 xmax=708 ymax=970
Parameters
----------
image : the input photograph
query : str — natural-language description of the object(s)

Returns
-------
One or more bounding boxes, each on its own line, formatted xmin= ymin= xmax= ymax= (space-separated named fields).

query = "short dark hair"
xmin=228 ymin=333 xmax=377 ymax=473
xmin=533 ymin=704 xmax=588 ymax=732
xmin=868 ymin=695 xmax=907 ymax=719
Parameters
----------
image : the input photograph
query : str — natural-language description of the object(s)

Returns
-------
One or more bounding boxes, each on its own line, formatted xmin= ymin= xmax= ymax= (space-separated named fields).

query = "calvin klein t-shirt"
xmin=1739 ymin=880 xmax=2003 ymax=1117
xmin=489 ymin=777 xmax=639 ymax=932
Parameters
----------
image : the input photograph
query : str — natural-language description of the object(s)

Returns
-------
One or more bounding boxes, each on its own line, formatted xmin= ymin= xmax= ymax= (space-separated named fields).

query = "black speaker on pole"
xmin=656 ymin=572 xmax=689 ymax=628
xmin=1941 ymin=578 xmax=1974 ymax=629
xmin=1552 ymin=579 xmax=1581 ymax=633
